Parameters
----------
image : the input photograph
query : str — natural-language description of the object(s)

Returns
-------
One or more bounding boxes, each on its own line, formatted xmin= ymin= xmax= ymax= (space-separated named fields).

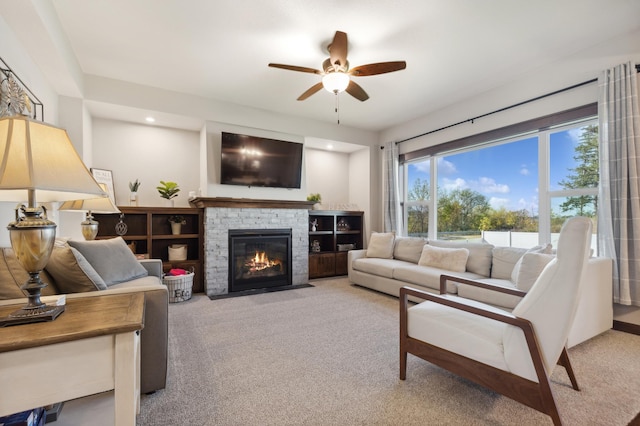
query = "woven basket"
xmin=162 ymin=272 xmax=194 ymax=303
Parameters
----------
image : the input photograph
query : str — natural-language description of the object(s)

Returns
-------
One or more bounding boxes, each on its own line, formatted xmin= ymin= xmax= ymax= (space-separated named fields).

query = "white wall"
xmin=305 ymin=148 xmax=350 ymax=204
xmin=348 ymin=148 xmax=371 ymax=242
xmin=91 ymin=118 xmax=200 ymax=208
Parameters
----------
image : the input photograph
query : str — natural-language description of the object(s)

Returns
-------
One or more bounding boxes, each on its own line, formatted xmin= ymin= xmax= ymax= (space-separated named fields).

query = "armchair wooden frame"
xmin=400 ymin=274 xmax=580 ymax=426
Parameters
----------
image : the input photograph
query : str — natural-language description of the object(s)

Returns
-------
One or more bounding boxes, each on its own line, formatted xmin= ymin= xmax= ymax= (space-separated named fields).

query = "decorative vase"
xmin=171 ymin=222 xmax=182 ymax=235
xmin=164 ymin=198 xmax=174 ymax=207
xmin=129 ymin=192 xmax=138 ymax=206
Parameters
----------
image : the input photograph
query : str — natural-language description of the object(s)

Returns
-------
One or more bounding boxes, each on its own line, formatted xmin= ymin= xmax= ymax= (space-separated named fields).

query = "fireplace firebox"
xmin=228 ymin=229 xmax=292 ymax=292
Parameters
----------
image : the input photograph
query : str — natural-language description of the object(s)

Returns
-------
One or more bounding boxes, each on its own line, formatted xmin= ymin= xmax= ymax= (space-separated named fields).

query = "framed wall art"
xmin=91 ymin=168 xmax=116 ymax=205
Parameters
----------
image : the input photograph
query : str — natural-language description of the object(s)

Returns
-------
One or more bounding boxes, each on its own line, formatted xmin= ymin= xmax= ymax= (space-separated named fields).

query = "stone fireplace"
xmin=190 ymin=198 xmax=312 ymax=297
xmin=228 ymin=228 xmax=292 ymax=292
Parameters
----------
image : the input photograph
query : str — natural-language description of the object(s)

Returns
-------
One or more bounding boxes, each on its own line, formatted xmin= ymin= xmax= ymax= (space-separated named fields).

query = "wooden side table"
xmin=0 ymin=293 xmax=145 ymax=425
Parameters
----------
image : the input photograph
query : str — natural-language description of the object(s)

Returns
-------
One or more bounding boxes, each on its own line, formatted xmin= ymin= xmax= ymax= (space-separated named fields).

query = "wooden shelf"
xmin=308 ymin=210 xmax=363 ymax=279
xmin=94 ymin=206 xmax=205 ymax=293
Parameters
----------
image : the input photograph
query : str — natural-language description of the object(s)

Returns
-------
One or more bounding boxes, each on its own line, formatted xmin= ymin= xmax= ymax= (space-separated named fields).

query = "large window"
xmin=402 ymin=119 xmax=598 ymax=251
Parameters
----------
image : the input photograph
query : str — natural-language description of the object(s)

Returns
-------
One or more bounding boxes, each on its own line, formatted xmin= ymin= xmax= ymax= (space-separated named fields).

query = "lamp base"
xmin=0 ymin=304 xmax=65 ymax=327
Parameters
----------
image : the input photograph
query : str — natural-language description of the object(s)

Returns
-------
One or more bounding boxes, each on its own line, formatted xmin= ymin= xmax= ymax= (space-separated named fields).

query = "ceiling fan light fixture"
xmin=322 ymin=72 xmax=350 ymax=94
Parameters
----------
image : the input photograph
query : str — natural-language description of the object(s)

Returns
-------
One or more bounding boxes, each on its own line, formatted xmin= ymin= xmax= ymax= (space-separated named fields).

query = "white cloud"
xmin=490 ymin=197 xmax=509 ymax=209
xmin=437 ymin=158 xmax=457 ymax=175
xmin=520 ymin=167 xmax=530 ymax=176
xmin=441 ymin=177 xmax=467 ymax=191
xmin=474 ymin=177 xmax=509 ymax=194
xmin=413 ymin=161 xmax=430 ymax=174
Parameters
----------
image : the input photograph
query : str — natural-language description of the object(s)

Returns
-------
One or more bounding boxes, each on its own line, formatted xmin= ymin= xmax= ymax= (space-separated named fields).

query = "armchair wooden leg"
xmin=557 ymin=347 xmax=580 ymax=391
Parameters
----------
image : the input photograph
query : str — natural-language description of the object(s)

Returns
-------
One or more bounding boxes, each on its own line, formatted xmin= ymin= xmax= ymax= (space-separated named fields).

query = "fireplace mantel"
xmin=190 ymin=197 xmax=315 ymax=210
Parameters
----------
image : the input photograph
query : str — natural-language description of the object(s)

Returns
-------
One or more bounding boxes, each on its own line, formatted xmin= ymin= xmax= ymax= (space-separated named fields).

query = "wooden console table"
xmin=0 ymin=293 xmax=145 ymax=425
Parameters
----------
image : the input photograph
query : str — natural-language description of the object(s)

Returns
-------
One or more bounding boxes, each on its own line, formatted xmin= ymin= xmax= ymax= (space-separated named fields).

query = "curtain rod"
xmin=395 ymin=64 xmax=640 ymax=145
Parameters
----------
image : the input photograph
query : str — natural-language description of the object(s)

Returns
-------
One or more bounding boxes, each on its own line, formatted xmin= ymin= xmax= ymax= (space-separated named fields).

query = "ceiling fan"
xmin=268 ymin=31 xmax=406 ymax=102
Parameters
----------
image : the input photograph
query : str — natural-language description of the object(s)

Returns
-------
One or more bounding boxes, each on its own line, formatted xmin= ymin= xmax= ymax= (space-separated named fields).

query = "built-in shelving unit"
xmin=308 ymin=210 xmax=363 ymax=279
xmin=93 ymin=206 xmax=204 ymax=293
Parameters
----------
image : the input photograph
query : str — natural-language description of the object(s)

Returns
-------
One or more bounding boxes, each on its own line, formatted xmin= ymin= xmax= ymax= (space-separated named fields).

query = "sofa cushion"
xmin=393 ymin=263 xmax=483 ymax=293
xmin=351 ymin=257 xmax=399 ymax=279
xmin=418 ymin=244 xmax=469 ymax=273
xmin=457 ymin=278 xmax=523 ymax=310
xmin=491 ymin=247 xmax=528 ymax=279
xmin=45 ymin=245 xmax=108 ymax=293
xmin=0 ymin=248 xmax=59 ymax=300
xmin=365 ymin=232 xmax=395 ymax=259
xmin=393 ymin=237 xmax=426 ymax=264
xmin=509 ymin=244 xmax=553 ymax=283
xmin=428 ymin=240 xmax=494 ymax=276
xmin=512 ymin=252 xmax=555 ymax=292
xmin=68 ymin=237 xmax=149 ymax=286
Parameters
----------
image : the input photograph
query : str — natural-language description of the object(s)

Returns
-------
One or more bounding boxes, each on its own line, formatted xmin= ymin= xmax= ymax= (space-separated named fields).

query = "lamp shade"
xmin=59 ymin=184 xmax=121 ymax=214
xmin=0 ymin=115 xmax=106 ymax=203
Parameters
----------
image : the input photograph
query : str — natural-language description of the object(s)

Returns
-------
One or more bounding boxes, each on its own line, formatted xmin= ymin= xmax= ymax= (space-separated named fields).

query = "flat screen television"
xmin=220 ymin=132 xmax=303 ymax=189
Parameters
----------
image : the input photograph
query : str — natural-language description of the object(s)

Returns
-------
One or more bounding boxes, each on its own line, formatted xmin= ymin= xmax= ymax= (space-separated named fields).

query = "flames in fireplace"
xmin=241 ymin=251 xmax=282 ymax=278
xmin=246 ymin=251 xmax=281 ymax=272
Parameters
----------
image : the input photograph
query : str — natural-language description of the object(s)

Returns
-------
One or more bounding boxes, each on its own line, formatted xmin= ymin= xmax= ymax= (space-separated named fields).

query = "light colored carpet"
xmin=137 ymin=278 xmax=640 ymax=425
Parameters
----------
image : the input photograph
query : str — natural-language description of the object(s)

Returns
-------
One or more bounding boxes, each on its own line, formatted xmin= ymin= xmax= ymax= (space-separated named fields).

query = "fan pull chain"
xmin=335 ymin=92 xmax=340 ymax=125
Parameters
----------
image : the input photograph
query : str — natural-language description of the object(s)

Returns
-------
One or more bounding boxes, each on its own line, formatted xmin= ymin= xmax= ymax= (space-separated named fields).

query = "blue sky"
xmin=407 ymin=127 xmax=586 ymax=214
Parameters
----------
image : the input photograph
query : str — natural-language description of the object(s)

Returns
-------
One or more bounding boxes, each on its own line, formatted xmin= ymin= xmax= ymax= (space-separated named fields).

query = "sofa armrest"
xmin=347 ymin=249 xmax=367 ymax=281
xmin=440 ymin=274 xmax=528 ymax=297
xmin=139 ymin=258 xmax=163 ymax=278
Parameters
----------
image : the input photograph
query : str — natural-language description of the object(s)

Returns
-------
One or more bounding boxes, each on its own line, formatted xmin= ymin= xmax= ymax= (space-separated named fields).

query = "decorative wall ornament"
xmin=0 ymin=56 xmax=44 ymax=120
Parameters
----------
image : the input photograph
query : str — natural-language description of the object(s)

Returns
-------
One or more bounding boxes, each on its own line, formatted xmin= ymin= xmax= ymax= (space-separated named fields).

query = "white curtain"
xmin=598 ymin=61 xmax=640 ymax=306
xmin=383 ymin=141 xmax=402 ymax=234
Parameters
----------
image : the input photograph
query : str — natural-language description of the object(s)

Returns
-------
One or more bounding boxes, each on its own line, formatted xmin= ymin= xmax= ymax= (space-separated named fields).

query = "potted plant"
xmin=307 ymin=193 xmax=322 ymax=209
xmin=129 ymin=179 xmax=141 ymax=206
xmin=168 ymin=215 xmax=186 ymax=235
xmin=157 ymin=181 xmax=180 ymax=207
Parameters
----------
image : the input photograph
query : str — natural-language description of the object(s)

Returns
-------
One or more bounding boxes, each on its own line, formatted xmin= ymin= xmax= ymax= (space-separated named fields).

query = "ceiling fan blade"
xmin=345 ymin=80 xmax=369 ymax=102
xmin=297 ymin=82 xmax=324 ymax=101
xmin=328 ymin=31 xmax=348 ymax=68
xmin=268 ymin=63 xmax=323 ymax=75
xmin=349 ymin=61 xmax=407 ymax=77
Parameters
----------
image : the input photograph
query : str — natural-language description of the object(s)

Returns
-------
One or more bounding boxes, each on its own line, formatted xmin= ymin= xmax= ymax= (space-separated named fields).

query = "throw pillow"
xmin=366 ymin=232 xmax=395 ymax=259
xmin=428 ymin=240 xmax=494 ymax=276
xmin=393 ymin=237 xmax=426 ymax=263
xmin=491 ymin=246 xmax=528 ymax=279
xmin=510 ymin=243 xmax=553 ymax=284
xmin=68 ymin=237 xmax=148 ymax=286
xmin=513 ymin=252 xmax=555 ymax=292
xmin=418 ymin=244 xmax=469 ymax=273
xmin=45 ymin=245 xmax=108 ymax=292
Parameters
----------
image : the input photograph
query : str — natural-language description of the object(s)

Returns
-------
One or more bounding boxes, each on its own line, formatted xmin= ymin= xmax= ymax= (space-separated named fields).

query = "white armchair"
xmin=400 ymin=217 xmax=593 ymax=425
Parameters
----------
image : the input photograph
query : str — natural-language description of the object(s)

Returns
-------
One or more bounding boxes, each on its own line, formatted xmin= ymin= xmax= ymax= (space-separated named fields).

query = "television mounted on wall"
xmin=220 ymin=132 xmax=303 ymax=189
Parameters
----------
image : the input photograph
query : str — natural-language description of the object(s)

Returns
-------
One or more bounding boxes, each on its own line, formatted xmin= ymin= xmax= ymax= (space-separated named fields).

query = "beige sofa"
xmin=348 ymin=235 xmax=613 ymax=347
xmin=0 ymin=237 xmax=168 ymax=394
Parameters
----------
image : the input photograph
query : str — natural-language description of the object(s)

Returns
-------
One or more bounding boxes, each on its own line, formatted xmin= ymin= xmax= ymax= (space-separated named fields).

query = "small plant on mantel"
xmin=307 ymin=193 xmax=321 ymax=203
xmin=129 ymin=179 xmax=141 ymax=192
xmin=168 ymin=215 xmax=186 ymax=225
xmin=157 ymin=181 xmax=180 ymax=200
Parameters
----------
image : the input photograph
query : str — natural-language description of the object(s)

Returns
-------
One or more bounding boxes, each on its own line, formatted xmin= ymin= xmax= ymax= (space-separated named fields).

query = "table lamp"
xmin=59 ymin=184 xmax=121 ymax=240
xmin=0 ymin=115 xmax=107 ymax=326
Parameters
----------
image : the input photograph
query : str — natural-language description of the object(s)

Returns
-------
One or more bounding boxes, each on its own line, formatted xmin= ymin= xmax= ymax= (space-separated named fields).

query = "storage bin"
xmin=168 ymin=244 xmax=187 ymax=261
xmin=162 ymin=272 xmax=194 ymax=303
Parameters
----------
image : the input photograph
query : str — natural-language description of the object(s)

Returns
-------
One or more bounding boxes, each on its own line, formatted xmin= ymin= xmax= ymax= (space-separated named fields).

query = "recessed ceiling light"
xmin=327 ymin=144 xmax=334 ymax=150
xmin=145 ymin=116 xmax=155 ymax=123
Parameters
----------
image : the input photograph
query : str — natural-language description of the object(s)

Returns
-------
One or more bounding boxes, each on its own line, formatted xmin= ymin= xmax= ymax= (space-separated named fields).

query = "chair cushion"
xmin=428 ymin=240 xmax=494 ymax=276
xmin=68 ymin=237 xmax=148 ymax=286
xmin=408 ymin=296 xmax=510 ymax=370
xmin=45 ymin=245 xmax=108 ymax=292
xmin=365 ymin=232 xmax=395 ymax=259
xmin=393 ymin=237 xmax=426 ymax=263
xmin=418 ymin=244 xmax=468 ymax=273
xmin=408 ymin=295 xmax=537 ymax=382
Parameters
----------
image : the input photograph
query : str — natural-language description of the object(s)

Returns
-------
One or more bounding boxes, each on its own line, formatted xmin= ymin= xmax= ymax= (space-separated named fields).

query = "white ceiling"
xmin=5 ymin=1 xmax=640 ymax=135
